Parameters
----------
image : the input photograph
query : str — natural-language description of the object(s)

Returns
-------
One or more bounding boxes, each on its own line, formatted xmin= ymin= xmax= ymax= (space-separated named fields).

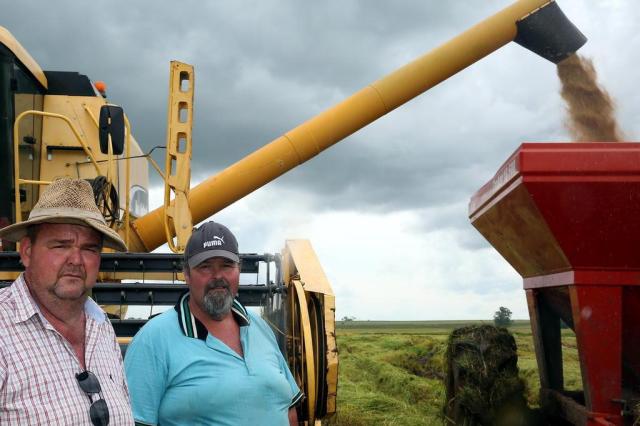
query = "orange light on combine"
xmin=95 ymin=81 xmax=107 ymax=97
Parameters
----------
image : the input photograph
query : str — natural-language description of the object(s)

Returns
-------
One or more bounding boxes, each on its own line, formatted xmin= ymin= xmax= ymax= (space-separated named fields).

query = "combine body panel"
xmin=0 ymin=0 xmax=590 ymax=422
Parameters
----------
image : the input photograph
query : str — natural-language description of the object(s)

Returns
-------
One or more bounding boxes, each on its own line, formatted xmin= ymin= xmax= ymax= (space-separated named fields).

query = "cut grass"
xmin=327 ymin=333 xmax=446 ymax=425
xmin=327 ymin=321 xmax=580 ymax=425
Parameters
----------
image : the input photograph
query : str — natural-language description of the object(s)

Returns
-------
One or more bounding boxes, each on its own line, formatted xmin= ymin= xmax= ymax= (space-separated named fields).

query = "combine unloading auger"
xmin=0 ymin=0 xmax=588 ymax=423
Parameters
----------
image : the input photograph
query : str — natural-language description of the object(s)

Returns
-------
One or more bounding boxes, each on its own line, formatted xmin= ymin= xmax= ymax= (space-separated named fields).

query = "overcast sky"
xmin=4 ymin=1 xmax=639 ymax=319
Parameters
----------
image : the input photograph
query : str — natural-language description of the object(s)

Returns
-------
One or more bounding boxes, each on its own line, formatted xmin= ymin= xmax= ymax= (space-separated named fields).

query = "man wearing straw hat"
xmin=0 ymin=177 xmax=134 ymax=425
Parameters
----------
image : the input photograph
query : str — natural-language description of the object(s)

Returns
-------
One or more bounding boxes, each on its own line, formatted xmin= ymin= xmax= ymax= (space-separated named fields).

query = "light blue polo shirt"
xmin=124 ymin=293 xmax=303 ymax=426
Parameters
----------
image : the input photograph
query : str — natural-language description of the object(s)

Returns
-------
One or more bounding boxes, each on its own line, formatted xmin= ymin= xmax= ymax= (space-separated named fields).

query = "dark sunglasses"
xmin=75 ymin=370 xmax=110 ymax=426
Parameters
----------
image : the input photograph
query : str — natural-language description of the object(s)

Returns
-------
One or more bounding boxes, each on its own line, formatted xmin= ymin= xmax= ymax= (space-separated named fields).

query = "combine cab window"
xmin=0 ymin=47 xmax=44 ymax=236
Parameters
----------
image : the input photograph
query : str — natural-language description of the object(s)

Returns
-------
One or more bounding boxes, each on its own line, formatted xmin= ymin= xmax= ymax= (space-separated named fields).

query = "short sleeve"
xmin=279 ymin=351 xmax=303 ymax=407
xmin=124 ymin=329 xmax=168 ymax=426
xmin=258 ymin=316 xmax=304 ymax=408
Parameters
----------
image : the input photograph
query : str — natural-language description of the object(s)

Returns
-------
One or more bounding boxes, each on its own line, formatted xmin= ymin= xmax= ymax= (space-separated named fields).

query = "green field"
xmin=326 ymin=320 xmax=580 ymax=425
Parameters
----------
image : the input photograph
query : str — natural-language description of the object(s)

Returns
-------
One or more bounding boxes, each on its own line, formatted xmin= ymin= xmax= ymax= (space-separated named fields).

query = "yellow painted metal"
xmin=17 ymin=179 xmax=51 ymax=185
xmin=292 ymin=279 xmax=317 ymax=425
xmin=14 ymin=91 xmax=44 ymax=212
xmin=99 ymin=270 xmax=185 ymax=282
xmin=283 ymin=240 xmax=338 ymax=418
xmin=81 ymin=104 xmax=100 ymax=127
xmin=117 ymin=336 xmax=132 ymax=346
xmin=0 ymin=272 xmax=19 ymax=281
xmin=13 ymin=110 xmax=102 ymax=223
xmin=146 ymin=155 xmax=166 ymax=181
xmin=286 ymin=240 xmax=334 ymax=296
xmin=163 ymin=62 xmax=194 ymax=253
xmin=0 ymin=26 xmax=47 ymax=88
xmin=124 ymin=116 xmax=131 ymax=248
xmin=130 ymin=0 xmax=554 ymax=252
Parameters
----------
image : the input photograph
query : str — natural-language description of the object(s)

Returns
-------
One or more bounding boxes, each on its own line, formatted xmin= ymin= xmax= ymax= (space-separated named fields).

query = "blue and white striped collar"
xmin=174 ymin=291 xmax=250 ymax=340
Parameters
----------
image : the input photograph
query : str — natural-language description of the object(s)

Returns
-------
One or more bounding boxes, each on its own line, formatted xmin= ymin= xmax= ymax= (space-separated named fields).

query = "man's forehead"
xmin=38 ymin=223 xmax=100 ymax=240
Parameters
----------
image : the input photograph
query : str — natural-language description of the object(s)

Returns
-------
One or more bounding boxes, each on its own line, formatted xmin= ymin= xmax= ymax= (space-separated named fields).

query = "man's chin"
xmin=53 ymin=280 xmax=89 ymax=300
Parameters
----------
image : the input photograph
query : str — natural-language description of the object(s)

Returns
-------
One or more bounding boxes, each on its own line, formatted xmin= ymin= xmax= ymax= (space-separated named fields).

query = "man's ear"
xmin=18 ymin=236 xmax=32 ymax=268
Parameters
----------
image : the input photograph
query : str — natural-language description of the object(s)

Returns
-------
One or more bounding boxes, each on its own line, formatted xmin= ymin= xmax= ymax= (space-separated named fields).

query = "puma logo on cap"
xmin=203 ymin=236 xmax=224 ymax=248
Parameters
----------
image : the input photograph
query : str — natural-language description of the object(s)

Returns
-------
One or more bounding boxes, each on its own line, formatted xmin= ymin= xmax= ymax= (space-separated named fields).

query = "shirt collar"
xmin=174 ymin=291 xmax=250 ymax=340
xmin=12 ymin=274 xmax=38 ymax=324
xmin=84 ymin=297 xmax=108 ymax=323
xmin=12 ymin=273 xmax=107 ymax=324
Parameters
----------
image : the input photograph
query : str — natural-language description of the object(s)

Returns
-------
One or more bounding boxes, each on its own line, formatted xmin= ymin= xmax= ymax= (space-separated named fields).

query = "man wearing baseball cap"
xmin=125 ymin=221 xmax=302 ymax=425
xmin=0 ymin=177 xmax=134 ymax=425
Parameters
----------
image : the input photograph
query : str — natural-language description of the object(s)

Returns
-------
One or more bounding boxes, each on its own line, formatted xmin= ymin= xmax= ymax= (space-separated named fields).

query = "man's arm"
xmin=288 ymin=406 xmax=298 ymax=426
xmin=124 ymin=333 xmax=167 ymax=426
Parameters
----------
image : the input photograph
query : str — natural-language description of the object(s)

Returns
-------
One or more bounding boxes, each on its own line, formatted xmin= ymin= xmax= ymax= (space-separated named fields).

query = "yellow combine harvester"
xmin=0 ymin=1 xmax=585 ymax=423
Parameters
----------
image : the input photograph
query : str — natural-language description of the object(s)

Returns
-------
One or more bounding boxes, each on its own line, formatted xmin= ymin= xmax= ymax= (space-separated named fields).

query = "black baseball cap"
xmin=184 ymin=221 xmax=240 ymax=268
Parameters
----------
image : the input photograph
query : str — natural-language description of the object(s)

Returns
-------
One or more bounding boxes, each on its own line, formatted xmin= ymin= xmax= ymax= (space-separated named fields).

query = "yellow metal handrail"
xmin=146 ymin=154 xmax=165 ymax=181
xmin=13 ymin=110 xmax=102 ymax=223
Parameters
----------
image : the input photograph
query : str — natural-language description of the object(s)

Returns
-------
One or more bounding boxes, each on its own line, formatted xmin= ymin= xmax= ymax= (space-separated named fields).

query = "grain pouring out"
xmin=557 ymin=54 xmax=625 ymax=142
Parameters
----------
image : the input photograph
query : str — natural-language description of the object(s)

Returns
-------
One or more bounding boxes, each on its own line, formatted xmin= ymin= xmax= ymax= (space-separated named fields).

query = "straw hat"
xmin=0 ymin=177 xmax=127 ymax=251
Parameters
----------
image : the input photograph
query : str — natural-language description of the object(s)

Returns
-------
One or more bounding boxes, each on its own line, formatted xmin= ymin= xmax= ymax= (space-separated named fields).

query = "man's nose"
xmin=211 ymin=266 xmax=225 ymax=279
xmin=67 ymin=247 xmax=83 ymax=264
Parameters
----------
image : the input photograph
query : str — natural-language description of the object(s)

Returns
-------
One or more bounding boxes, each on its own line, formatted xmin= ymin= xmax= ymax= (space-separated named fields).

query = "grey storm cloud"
xmin=3 ymin=0 xmax=639 ymax=230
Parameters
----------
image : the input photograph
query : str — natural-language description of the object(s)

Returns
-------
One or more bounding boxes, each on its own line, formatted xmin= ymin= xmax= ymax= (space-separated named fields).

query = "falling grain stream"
xmin=557 ymin=54 xmax=624 ymax=142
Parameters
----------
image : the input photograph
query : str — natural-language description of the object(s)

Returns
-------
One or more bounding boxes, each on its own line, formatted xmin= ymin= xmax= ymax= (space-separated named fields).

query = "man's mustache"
xmin=59 ymin=265 xmax=86 ymax=280
xmin=206 ymin=279 xmax=230 ymax=292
